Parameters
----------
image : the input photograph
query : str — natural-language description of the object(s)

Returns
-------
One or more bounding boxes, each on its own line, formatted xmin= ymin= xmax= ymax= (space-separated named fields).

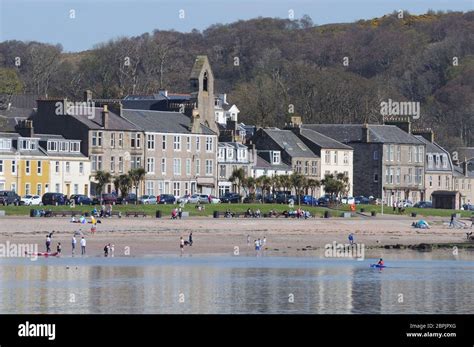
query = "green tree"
xmin=229 ymin=167 xmax=246 ymax=195
xmin=306 ymin=178 xmax=321 ymax=203
xmin=321 ymin=173 xmax=349 ymax=201
xmin=0 ymin=68 xmax=22 ymax=96
xmin=128 ymin=168 xmax=146 ymax=202
xmin=290 ymin=172 xmax=306 ymax=206
xmin=94 ymin=170 xmax=112 ymax=200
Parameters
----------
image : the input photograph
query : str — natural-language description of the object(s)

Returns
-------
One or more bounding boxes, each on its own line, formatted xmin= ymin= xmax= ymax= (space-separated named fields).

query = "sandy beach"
xmin=0 ymin=215 xmax=472 ymax=257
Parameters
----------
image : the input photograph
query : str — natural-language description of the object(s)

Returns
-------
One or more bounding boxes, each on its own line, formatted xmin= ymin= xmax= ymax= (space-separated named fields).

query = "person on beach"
xmin=263 ymin=236 xmax=266 ymax=247
xmin=247 ymin=235 xmax=250 ymax=246
xmin=80 ymin=237 xmax=86 ymax=255
xmin=178 ymin=207 xmax=183 ymax=219
xmin=46 ymin=235 xmax=51 ymax=253
xmin=104 ymin=244 xmax=109 ymax=257
xmin=110 ymin=244 xmax=115 ymax=257
xmin=71 ymin=235 xmax=77 ymax=255
xmin=56 ymin=242 xmax=62 ymax=255
xmin=392 ymin=201 xmax=396 ymax=213
xmin=188 ymin=232 xmax=193 ymax=246
xmin=449 ymin=214 xmax=455 ymax=228
xmin=180 ymin=237 xmax=185 ymax=254
xmin=254 ymin=239 xmax=259 ymax=251
xmin=377 ymin=258 xmax=384 ymax=266
xmin=348 ymin=233 xmax=355 ymax=245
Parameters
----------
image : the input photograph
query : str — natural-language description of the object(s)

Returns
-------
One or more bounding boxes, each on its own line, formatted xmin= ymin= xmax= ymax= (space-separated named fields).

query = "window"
xmin=414 ymin=146 xmax=419 ymax=163
xmin=110 ymin=133 xmax=115 ymax=148
xmin=131 ymin=156 xmax=142 ymax=169
xmin=173 ymin=136 xmax=181 ymax=151
xmin=74 ymin=184 xmax=79 ymax=195
xmin=55 ymin=184 xmax=60 ymax=193
xmin=408 ymin=147 xmax=413 ymax=163
xmin=0 ymin=139 xmax=11 ymax=150
xmin=162 ymin=135 xmax=166 ymax=150
xmin=218 ymin=148 xmax=225 ymax=160
xmin=173 ymin=182 xmax=181 ymax=197
xmin=0 ymin=160 xmax=3 ymax=174
xmin=429 ymin=176 xmax=433 ymax=188
xmin=70 ymin=142 xmax=80 ymax=152
xmin=428 ymin=154 xmax=433 ymax=168
xmin=11 ymin=160 xmax=17 ymax=174
xmin=373 ymin=150 xmax=379 ymax=160
xmin=438 ymin=175 xmax=442 ymax=187
xmin=118 ymin=157 xmax=123 ymax=173
xmin=91 ymin=155 xmax=103 ymax=171
xmin=385 ymin=167 xmax=390 ymax=184
xmin=25 ymin=160 xmax=30 ymax=175
xmin=373 ymin=173 xmax=379 ymax=183
xmin=295 ymin=161 xmax=302 ymax=174
xmin=161 ymin=158 xmax=166 ymax=174
xmin=396 ymin=168 xmax=400 ymax=184
xmin=186 ymin=159 xmax=191 ymax=176
xmin=20 ymin=139 xmax=36 ymax=150
xmin=55 ymin=161 xmax=60 ymax=174
xmin=92 ymin=131 xmax=103 ymax=147
xmin=79 ymin=162 xmax=84 ymax=174
xmin=205 ymin=159 xmax=213 ymax=175
xmin=147 ymin=158 xmax=155 ymax=174
xmin=408 ymin=168 xmax=413 ymax=184
xmin=343 ymin=152 xmax=349 ymax=164
xmin=47 ymin=141 xmax=58 ymax=151
xmin=186 ymin=137 xmax=191 ymax=151
xmin=206 ymin=137 xmax=213 ymax=152
xmin=110 ymin=157 xmax=115 ymax=172
xmin=36 ymin=183 xmax=42 ymax=195
xmin=442 ymin=154 xmax=448 ymax=168
xmin=325 ymin=151 xmax=330 ymax=164
xmin=418 ymin=147 xmax=424 ymax=163
xmin=37 ymin=161 xmax=42 ymax=175
xmin=131 ymin=133 xmax=141 ymax=148
xmin=196 ymin=137 xmax=200 ymax=151
xmin=389 ymin=145 xmax=394 ymax=162
xmin=196 ymin=159 xmax=201 ymax=175
xmin=228 ymin=148 xmax=234 ymax=160
xmin=311 ymin=161 xmax=317 ymax=175
xmin=219 ymin=165 xmax=226 ymax=178
xmin=118 ymin=133 xmax=124 ymax=148
xmin=304 ymin=161 xmax=309 ymax=175
xmin=147 ymin=134 xmax=155 ymax=150
xmin=416 ymin=168 xmax=423 ymax=185
xmin=445 ymin=176 xmax=449 ymax=189
xmin=173 ymin=159 xmax=181 ymax=175
xmin=272 ymin=151 xmax=281 ymax=164
xmin=158 ymin=182 xmax=164 ymax=195
xmin=146 ymin=181 xmax=154 ymax=195
xmin=65 ymin=162 xmax=70 ymax=174
xmin=59 ymin=141 xmax=69 ymax=152
xmin=25 ymin=183 xmax=30 ymax=195
xmin=333 ymin=151 xmax=338 ymax=164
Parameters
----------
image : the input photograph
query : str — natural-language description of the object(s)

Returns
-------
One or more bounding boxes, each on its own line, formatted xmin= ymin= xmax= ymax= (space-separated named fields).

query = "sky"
xmin=0 ymin=0 xmax=473 ymax=52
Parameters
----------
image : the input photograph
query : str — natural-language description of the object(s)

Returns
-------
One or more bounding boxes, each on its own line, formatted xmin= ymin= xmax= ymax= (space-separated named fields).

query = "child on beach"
xmin=180 ymin=237 xmax=185 ymax=254
xmin=72 ymin=235 xmax=76 ymax=255
xmin=56 ymin=242 xmax=62 ymax=255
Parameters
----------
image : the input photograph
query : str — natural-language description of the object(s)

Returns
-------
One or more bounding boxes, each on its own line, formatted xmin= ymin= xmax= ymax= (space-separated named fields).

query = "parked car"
xmin=462 ymin=204 xmax=474 ymax=211
xmin=157 ymin=194 xmax=176 ymax=204
xmin=208 ymin=195 xmax=221 ymax=204
xmin=21 ymin=194 xmax=42 ymax=206
xmin=188 ymin=194 xmax=209 ymax=204
xmin=276 ymin=192 xmax=292 ymax=204
xmin=139 ymin=195 xmax=157 ymax=204
xmin=341 ymin=196 xmax=355 ymax=204
xmin=42 ymin=192 xmax=67 ymax=206
xmin=101 ymin=194 xmax=117 ymax=205
xmin=0 ymin=191 xmax=21 ymax=206
xmin=243 ymin=194 xmax=262 ymax=203
xmin=220 ymin=192 xmax=241 ymax=203
xmin=302 ymin=195 xmax=318 ymax=205
xmin=117 ymin=193 xmax=137 ymax=204
xmin=69 ymin=194 xmax=93 ymax=205
xmin=177 ymin=194 xmax=191 ymax=204
xmin=414 ymin=201 xmax=433 ymax=208
xmin=402 ymin=200 xmax=414 ymax=207
xmin=355 ymin=196 xmax=370 ymax=205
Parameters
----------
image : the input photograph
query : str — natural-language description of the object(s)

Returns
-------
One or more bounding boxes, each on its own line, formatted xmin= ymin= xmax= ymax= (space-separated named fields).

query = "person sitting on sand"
xmin=377 ymin=258 xmax=384 ymax=266
xmin=171 ymin=209 xmax=178 ymax=219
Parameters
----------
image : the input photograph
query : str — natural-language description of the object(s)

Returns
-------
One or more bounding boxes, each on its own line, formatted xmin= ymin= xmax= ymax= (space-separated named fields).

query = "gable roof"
xmin=302 ymin=124 xmax=423 ymax=145
xmin=299 ymin=128 xmax=352 ymax=150
xmin=66 ymin=106 xmax=140 ymax=131
xmin=255 ymin=151 xmax=292 ymax=170
xmin=121 ymin=109 xmax=215 ymax=135
xmin=261 ymin=128 xmax=317 ymax=157
xmin=415 ymin=136 xmax=453 ymax=172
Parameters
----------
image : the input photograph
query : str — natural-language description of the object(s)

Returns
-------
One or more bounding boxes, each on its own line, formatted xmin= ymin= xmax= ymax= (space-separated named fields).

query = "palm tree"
xmin=243 ymin=176 xmax=256 ymax=201
xmin=128 ymin=168 xmax=146 ymax=202
xmin=118 ymin=174 xmax=132 ymax=197
xmin=94 ymin=170 xmax=112 ymax=201
xmin=229 ymin=167 xmax=246 ymax=194
xmin=290 ymin=172 xmax=306 ymax=206
xmin=279 ymin=174 xmax=291 ymax=193
xmin=306 ymin=178 xmax=321 ymax=205
xmin=321 ymin=173 xmax=347 ymax=202
xmin=113 ymin=176 xmax=120 ymax=195
xmin=271 ymin=174 xmax=281 ymax=196
xmin=261 ymin=175 xmax=272 ymax=197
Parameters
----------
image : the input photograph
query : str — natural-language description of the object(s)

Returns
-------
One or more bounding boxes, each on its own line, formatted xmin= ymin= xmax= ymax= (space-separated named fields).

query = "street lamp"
xmin=15 ymin=151 xmax=20 ymax=194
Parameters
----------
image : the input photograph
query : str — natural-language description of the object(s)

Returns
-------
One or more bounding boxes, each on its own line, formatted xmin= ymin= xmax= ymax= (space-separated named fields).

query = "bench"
xmin=125 ymin=211 xmax=147 ymax=217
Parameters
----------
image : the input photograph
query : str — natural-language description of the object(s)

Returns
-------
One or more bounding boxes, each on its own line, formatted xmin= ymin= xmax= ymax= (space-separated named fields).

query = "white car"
xmin=21 ymin=195 xmax=42 ymax=206
xmin=188 ymin=194 xmax=209 ymax=204
xmin=208 ymin=195 xmax=221 ymax=204
xmin=341 ymin=196 xmax=355 ymax=204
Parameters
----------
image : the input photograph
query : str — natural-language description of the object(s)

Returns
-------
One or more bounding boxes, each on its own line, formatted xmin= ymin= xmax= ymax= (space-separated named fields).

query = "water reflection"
xmin=0 ymin=256 xmax=473 ymax=314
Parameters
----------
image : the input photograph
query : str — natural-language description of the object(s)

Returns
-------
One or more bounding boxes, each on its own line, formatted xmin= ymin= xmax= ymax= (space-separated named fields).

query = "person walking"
xmin=56 ymin=242 xmax=62 ymax=255
xmin=188 ymin=232 xmax=193 ymax=246
xmin=247 ymin=235 xmax=250 ymax=246
xmin=71 ymin=235 xmax=77 ymax=255
xmin=80 ymin=237 xmax=86 ymax=255
xmin=45 ymin=235 xmax=51 ymax=253
xmin=449 ymin=214 xmax=455 ymax=228
xmin=180 ymin=237 xmax=185 ymax=254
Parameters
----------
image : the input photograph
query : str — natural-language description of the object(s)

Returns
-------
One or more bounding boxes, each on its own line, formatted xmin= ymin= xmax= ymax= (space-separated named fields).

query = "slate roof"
xmin=121 ymin=109 xmax=215 ymax=135
xmin=457 ymin=147 xmax=474 ymax=161
xmin=66 ymin=106 xmax=140 ymax=131
xmin=255 ymin=151 xmax=292 ymax=171
xmin=261 ymin=129 xmax=317 ymax=157
xmin=302 ymin=124 xmax=423 ymax=145
xmin=0 ymin=107 xmax=36 ymax=132
xmin=415 ymin=135 xmax=453 ymax=172
xmin=299 ymin=128 xmax=352 ymax=150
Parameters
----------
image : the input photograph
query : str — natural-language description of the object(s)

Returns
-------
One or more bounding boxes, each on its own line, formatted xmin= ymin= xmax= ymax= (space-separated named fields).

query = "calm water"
xmin=0 ymin=254 xmax=473 ymax=314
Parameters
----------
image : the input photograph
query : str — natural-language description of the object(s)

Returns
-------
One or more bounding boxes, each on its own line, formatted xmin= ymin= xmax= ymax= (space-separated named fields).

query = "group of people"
xmin=392 ymin=201 xmax=406 ymax=214
xmin=245 ymin=208 xmax=262 ymax=218
xmin=247 ymin=235 xmax=266 ymax=251
xmin=171 ymin=207 xmax=183 ymax=219
xmin=92 ymin=204 xmax=113 ymax=218
xmin=179 ymin=232 xmax=193 ymax=253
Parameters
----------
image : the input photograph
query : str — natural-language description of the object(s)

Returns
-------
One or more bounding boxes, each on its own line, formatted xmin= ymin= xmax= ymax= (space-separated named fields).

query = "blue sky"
xmin=0 ymin=0 xmax=472 ymax=52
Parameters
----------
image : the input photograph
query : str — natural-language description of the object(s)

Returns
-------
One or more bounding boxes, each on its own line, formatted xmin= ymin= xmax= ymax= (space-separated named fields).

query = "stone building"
xmin=217 ymin=142 xmax=254 ymax=196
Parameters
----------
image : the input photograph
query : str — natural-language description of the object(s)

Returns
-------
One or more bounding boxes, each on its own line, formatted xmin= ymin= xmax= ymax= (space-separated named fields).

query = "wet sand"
xmin=0 ymin=215 xmax=472 ymax=257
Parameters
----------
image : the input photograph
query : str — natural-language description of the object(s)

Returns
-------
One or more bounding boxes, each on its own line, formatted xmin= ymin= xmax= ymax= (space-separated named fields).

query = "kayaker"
xmin=377 ymin=258 xmax=384 ymax=266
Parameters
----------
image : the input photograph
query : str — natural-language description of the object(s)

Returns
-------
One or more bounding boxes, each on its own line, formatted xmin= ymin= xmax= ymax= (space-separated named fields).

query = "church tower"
xmin=189 ymin=55 xmax=218 ymax=133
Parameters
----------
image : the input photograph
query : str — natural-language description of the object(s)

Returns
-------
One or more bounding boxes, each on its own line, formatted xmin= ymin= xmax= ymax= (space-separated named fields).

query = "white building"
xmin=217 ymin=142 xmax=254 ymax=196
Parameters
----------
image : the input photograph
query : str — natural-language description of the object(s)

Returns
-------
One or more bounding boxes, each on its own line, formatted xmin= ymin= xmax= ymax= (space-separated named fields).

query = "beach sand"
xmin=0 ymin=215 xmax=472 ymax=257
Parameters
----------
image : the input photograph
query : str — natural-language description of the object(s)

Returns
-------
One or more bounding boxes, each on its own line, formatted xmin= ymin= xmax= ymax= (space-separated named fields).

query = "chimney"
xmin=102 ymin=105 xmax=109 ymax=129
xmin=84 ymin=90 xmax=93 ymax=102
xmin=290 ymin=116 xmax=302 ymax=127
xmin=412 ymin=128 xmax=434 ymax=143
xmin=190 ymin=108 xmax=201 ymax=134
xmin=17 ymin=119 xmax=34 ymax=138
xmin=362 ymin=123 xmax=370 ymax=143
xmin=384 ymin=116 xmax=411 ymax=134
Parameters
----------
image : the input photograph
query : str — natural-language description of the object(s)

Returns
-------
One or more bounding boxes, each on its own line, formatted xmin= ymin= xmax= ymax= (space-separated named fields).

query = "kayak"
xmin=25 ymin=252 xmax=59 ymax=257
xmin=370 ymin=264 xmax=386 ymax=268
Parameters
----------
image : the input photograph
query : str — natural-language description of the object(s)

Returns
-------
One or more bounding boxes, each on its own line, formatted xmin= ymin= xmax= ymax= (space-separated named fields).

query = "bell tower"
xmin=189 ymin=55 xmax=218 ymax=133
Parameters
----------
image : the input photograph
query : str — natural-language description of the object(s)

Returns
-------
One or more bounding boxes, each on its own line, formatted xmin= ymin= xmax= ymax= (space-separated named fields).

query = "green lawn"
xmin=0 ymin=202 xmax=472 ymax=218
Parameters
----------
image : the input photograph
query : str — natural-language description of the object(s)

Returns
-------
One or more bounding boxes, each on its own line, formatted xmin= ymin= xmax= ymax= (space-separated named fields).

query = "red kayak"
xmin=25 ymin=252 xmax=59 ymax=257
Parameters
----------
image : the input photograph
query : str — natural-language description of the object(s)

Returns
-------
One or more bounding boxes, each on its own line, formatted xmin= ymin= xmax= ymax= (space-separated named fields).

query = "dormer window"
xmin=59 ymin=141 xmax=69 ymax=152
xmin=70 ymin=142 xmax=80 ymax=153
xmin=218 ymin=148 xmax=225 ymax=160
xmin=272 ymin=151 xmax=281 ymax=165
xmin=442 ymin=154 xmax=448 ymax=168
xmin=427 ymin=154 xmax=433 ymax=168
xmin=0 ymin=138 xmax=12 ymax=150
xmin=227 ymin=148 xmax=233 ymax=159
xmin=20 ymin=139 xmax=36 ymax=150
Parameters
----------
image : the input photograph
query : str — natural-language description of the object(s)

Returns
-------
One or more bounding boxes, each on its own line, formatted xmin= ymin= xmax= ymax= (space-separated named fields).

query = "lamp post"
xmin=15 ymin=151 xmax=20 ymax=195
